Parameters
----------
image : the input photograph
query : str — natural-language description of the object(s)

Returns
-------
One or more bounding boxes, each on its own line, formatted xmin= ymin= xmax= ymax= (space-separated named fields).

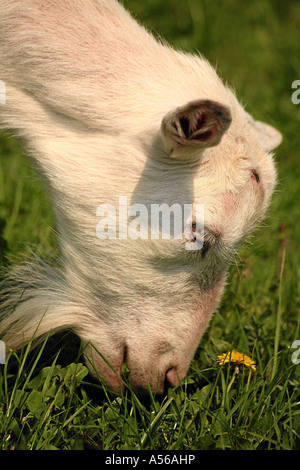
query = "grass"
xmin=0 ymin=0 xmax=300 ymax=451
xmin=0 ymin=330 xmax=298 ymax=450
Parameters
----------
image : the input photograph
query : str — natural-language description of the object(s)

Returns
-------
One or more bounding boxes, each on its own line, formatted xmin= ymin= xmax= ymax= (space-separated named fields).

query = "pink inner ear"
xmin=196 ymin=114 xmax=207 ymax=127
xmin=188 ymin=101 xmax=231 ymax=142
xmin=161 ymin=99 xmax=232 ymax=152
xmin=193 ymin=129 xmax=213 ymax=141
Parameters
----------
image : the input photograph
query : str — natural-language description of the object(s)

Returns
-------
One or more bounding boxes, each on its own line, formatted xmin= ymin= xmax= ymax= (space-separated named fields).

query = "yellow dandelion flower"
xmin=216 ymin=350 xmax=256 ymax=372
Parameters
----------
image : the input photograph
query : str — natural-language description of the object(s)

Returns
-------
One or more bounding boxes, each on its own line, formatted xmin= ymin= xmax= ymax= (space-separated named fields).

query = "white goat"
xmin=0 ymin=0 xmax=281 ymax=394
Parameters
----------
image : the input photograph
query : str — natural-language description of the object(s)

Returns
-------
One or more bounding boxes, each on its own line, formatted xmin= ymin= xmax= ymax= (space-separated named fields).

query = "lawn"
xmin=0 ymin=0 xmax=299 ymax=450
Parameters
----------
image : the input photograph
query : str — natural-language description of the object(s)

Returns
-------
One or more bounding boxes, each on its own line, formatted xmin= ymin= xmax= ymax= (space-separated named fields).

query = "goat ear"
xmin=247 ymin=115 xmax=282 ymax=151
xmin=161 ymin=99 xmax=232 ymax=152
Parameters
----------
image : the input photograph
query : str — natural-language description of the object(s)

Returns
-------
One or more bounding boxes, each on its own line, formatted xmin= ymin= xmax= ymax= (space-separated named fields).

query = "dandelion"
xmin=216 ymin=350 xmax=256 ymax=372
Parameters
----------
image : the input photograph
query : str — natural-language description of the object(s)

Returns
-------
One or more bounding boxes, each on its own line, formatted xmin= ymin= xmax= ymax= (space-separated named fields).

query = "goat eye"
xmin=190 ymin=223 xmax=212 ymax=256
xmin=251 ymin=169 xmax=260 ymax=183
xmin=200 ymin=240 xmax=210 ymax=257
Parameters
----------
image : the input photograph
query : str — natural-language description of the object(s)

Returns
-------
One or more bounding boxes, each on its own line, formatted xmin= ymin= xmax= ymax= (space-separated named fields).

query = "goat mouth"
xmin=116 ymin=344 xmax=181 ymax=395
xmin=165 ymin=367 xmax=180 ymax=387
xmin=121 ymin=364 xmax=180 ymax=396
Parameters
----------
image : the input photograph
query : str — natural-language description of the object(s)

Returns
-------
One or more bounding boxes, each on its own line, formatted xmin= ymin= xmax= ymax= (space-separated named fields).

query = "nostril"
xmin=166 ymin=367 xmax=180 ymax=387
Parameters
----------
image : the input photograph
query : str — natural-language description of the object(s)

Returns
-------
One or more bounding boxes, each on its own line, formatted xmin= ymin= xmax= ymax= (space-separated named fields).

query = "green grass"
xmin=0 ymin=329 xmax=298 ymax=450
xmin=0 ymin=0 xmax=300 ymax=450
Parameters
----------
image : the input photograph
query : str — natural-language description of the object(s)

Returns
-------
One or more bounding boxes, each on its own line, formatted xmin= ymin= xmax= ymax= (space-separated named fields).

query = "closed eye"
xmin=191 ymin=223 xmax=216 ymax=257
xmin=200 ymin=239 xmax=211 ymax=257
xmin=251 ymin=169 xmax=260 ymax=183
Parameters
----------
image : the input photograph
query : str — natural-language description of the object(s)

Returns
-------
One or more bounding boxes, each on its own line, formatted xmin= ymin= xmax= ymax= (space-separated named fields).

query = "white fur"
xmin=0 ymin=0 xmax=281 ymax=394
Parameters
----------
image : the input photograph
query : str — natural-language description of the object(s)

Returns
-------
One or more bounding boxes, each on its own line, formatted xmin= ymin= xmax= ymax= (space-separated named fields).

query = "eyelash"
xmin=251 ymin=169 xmax=260 ymax=183
xmin=191 ymin=223 xmax=212 ymax=257
xmin=200 ymin=239 xmax=210 ymax=257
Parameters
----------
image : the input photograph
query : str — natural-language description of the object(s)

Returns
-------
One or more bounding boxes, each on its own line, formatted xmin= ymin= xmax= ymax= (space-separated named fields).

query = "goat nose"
xmin=165 ymin=367 xmax=180 ymax=387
